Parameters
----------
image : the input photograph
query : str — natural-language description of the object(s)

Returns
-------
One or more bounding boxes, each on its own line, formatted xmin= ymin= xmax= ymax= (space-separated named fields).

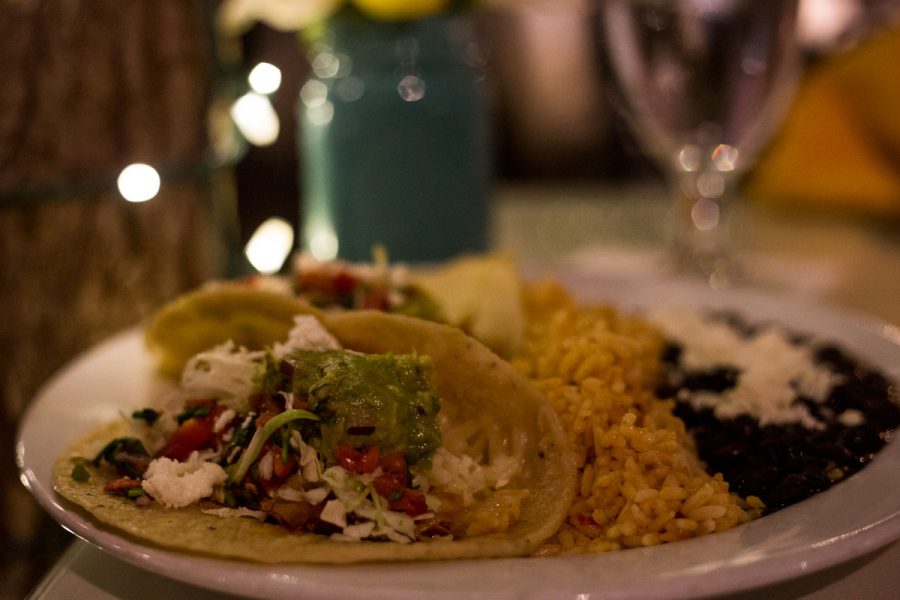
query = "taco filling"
xmin=290 ymin=251 xmax=444 ymax=321
xmin=54 ymin=309 xmax=575 ymax=562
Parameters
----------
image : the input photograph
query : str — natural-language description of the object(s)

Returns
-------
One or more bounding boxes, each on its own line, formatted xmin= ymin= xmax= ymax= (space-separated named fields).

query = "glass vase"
xmin=299 ymin=13 xmax=490 ymax=263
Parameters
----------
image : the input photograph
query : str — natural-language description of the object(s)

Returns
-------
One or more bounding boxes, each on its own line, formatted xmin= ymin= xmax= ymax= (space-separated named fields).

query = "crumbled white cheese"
xmin=649 ymin=308 xmax=844 ymax=429
xmin=141 ymin=453 xmax=227 ymax=508
xmin=272 ymin=315 xmax=341 ymax=358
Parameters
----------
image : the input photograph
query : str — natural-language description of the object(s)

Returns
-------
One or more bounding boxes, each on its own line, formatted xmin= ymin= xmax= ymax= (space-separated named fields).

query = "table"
xmin=27 ymin=538 xmax=900 ymax=600
xmin=493 ymin=182 xmax=900 ymax=327
xmin=26 ymin=183 xmax=900 ymax=599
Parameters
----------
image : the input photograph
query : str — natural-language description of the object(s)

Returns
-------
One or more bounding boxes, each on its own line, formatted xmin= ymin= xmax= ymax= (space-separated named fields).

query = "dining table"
xmin=23 ymin=181 xmax=900 ymax=599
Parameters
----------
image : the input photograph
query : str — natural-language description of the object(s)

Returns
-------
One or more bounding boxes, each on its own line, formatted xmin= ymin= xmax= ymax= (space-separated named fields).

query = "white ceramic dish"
xmin=16 ymin=276 xmax=900 ymax=600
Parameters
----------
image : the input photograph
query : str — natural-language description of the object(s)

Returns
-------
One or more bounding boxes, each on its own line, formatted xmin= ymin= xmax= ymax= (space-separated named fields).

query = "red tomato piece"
xmin=297 ymin=269 xmax=333 ymax=293
xmin=372 ymin=473 xmax=404 ymax=499
xmin=332 ymin=271 xmax=359 ymax=295
xmin=378 ymin=451 xmax=408 ymax=486
xmin=272 ymin=448 xmax=296 ymax=479
xmin=299 ymin=268 xmax=360 ymax=297
xmin=334 ymin=443 xmax=381 ymax=474
xmin=373 ymin=475 xmax=428 ymax=517
xmin=159 ymin=416 xmax=216 ymax=461
xmin=389 ymin=488 xmax=428 ymax=517
xmin=361 ymin=285 xmax=390 ymax=311
xmin=370 ymin=452 xmax=428 ymax=517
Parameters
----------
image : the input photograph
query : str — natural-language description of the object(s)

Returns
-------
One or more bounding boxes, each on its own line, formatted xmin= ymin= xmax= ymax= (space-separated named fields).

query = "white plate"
xmin=16 ymin=276 xmax=900 ymax=600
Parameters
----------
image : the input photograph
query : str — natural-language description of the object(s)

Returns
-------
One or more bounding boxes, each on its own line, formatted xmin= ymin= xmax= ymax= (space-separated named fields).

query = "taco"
xmin=292 ymin=251 xmax=527 ymax=357
xmin=144 ymin=253 xmax=527 ymax=381
xmin=54 ymin=306 xmax=575 ymax=563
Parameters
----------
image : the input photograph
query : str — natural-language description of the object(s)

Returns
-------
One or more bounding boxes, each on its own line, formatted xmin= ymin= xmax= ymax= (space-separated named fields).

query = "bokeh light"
xmin=230 ymin=92 xmax=280 ymax=146
xmin=117 ymin=163 xmax=161 ymax=203
xmin=244 ymin=217 xmax=295 ymax=274
xmin=248 ymin=62 xmax=282 ymax=95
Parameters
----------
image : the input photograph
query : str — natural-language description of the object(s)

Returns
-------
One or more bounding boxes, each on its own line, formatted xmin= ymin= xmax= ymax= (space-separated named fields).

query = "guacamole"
xmin=281 ymin=350 xmax=442 ymax=467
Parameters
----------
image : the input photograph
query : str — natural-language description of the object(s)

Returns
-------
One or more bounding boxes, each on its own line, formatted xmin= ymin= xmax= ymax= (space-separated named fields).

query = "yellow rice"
xmin=511 ymin=281 xmax=764 ymax=555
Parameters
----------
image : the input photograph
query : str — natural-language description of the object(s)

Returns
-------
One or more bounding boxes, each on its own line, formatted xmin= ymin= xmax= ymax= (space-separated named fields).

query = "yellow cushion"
xmin=351 ymin=0 xmax=449 ymax=21
xmin=746 ymin=25 xmax=900 ymax=216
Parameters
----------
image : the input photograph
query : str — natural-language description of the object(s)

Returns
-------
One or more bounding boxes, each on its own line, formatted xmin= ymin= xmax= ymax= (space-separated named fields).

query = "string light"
xmin=306 ymin=221 xmax=339 ymax=261
xmin=117 ymin=163 xmax=161 ymax=203
xmin=230 ymin=92 xmax=280 ymax=146
xmin=248 ymin=62 xmax=282 ymax=95
xmin=244 ymin=217 xmax=295 ymax=274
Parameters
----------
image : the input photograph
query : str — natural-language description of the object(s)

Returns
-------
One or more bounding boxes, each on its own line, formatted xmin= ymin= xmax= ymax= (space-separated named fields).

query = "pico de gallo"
xmin=291 ymin=250 xmax=445 ymax=321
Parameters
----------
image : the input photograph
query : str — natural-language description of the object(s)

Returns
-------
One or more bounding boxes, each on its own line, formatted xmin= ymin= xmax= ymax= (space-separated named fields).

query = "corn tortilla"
xmin=54 ymin=309 xmax=576 ymax=563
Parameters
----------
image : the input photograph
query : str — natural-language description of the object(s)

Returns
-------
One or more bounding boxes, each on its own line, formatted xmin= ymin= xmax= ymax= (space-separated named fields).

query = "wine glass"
xmin=598 ymin=0 xmax=801 ymax=285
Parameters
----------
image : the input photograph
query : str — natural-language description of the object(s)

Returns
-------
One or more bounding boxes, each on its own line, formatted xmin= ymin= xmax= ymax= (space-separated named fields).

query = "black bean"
xmin=768 ymin=473 xmax=815 ymax=509
xmin=660 ymin=314 xmax=899 ymax=515
xmin=838 ymin=426 xmax=883 ymax=456
xmin=661 ymin=343 xmax=682 ymax=365
xmin=681 ymin=368 xmax=740 ymax=393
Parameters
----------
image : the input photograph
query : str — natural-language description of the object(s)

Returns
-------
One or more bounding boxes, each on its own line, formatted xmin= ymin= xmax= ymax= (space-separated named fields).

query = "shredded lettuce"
xmin=180 ymin=342 xmax=267 ymax=412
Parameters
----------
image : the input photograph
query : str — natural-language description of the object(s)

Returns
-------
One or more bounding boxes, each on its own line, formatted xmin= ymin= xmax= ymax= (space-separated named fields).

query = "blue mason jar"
xmin=299 ymin=14 xmax=490 ymax=263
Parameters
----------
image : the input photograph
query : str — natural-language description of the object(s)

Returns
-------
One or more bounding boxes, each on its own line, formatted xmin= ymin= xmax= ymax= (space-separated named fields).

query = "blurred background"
xmin=2 ymin=0 xmax=900 ymax=597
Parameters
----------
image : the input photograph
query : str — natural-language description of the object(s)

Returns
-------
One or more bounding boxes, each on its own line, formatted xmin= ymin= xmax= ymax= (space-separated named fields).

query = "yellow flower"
xmin=219 ymin=0 xmax=342 ymax=33
xmin=351 ymin=0 xmax=451 ymax=21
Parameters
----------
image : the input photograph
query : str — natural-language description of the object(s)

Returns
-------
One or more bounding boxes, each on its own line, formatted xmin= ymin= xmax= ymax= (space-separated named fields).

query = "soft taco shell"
xmin=144 ymin=284 xmax=319 ymax=379
xmin=53 ymin=311 xmax=576 ymax=563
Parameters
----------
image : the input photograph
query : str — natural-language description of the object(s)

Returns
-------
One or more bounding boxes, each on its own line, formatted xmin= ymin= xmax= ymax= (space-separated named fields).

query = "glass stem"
xmin=669 ymin=168 xmax=741 ymax=285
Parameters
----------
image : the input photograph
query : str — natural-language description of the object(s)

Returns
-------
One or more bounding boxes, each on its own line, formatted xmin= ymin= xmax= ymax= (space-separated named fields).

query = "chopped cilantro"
xmin=131 ymin=408 xmax=161 ymax=426
xmin=176 ymin=404 xmax=212 ymax=425
xmin=92 ymin=437 xmax=149 ymax=479
xmin=227 ymin=421 xmax=253 ymax=450
xmin=71 ymin=463 xmax=90 ymax=482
